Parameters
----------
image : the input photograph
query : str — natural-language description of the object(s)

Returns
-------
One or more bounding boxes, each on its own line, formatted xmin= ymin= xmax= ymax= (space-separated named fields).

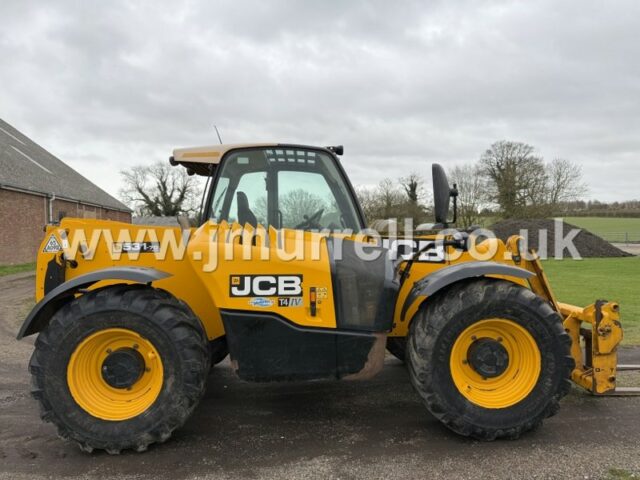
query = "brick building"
xmin=0 ymin=119 xmax=131 ymax=264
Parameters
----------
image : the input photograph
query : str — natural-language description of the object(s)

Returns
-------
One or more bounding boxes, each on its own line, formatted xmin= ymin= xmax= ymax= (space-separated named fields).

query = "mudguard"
xmin=17 ymin=267 xmax=171 ymax=339
xmin=400 ymin=261 xmax=534 ymax=323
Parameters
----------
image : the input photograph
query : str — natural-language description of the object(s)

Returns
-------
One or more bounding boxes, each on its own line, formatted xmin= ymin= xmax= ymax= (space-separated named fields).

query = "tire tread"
xmin=29 ymin=284 xmax=208 ymax=453
xmin=407 ymin=279 xmax=574 ymax=440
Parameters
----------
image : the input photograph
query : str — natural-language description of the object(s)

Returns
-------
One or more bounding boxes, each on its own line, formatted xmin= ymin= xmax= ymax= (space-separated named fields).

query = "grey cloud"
xmin=1 ymin=0 xmax=639 ymax=202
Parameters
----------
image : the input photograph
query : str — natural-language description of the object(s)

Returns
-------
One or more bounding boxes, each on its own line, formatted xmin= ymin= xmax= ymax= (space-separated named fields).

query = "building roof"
xmin=0 ymin=118 xmax=130 ymax=212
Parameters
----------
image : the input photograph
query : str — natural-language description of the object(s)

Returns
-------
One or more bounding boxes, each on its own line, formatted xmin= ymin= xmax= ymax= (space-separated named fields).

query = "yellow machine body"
xmin=34 ymin=219 xmax=628 ymax=394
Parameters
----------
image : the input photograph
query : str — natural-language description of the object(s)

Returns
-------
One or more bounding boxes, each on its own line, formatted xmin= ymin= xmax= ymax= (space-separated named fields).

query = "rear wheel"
xmin=407 ymin=279 xmax=573 ymax=440
xmin=30 ymin=284 xmax=209 ymax=453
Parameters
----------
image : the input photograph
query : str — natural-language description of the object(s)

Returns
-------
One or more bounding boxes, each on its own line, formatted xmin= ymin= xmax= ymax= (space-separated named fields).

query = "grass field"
xmin=562 ymin=217 xmax=640 ymax=242
xmin=542 ymin=257 xmax=640 ymax=344
xmin=0 ymin=263 xmax=36 ymax=277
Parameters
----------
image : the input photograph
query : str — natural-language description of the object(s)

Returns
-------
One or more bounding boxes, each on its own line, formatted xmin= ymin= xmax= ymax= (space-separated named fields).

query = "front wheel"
xmin=29 ymin=285 xmax=209 ymax=453
xmin=407 ymin=279 xmax=574 ymax=440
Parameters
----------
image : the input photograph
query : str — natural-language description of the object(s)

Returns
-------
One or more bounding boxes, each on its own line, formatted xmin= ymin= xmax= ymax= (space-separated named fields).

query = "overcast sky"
xmin=1 ymin=0 xmax=639 ymax=203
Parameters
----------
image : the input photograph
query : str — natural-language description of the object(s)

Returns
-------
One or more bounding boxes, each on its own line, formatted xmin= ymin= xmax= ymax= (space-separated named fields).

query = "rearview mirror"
xmin=432 ymin=164 xmax=458 ymax=226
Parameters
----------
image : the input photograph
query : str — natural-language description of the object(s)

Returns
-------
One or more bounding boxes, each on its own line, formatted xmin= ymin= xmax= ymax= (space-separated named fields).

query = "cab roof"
xmin=170 ymin=143 xmax=342 ymax=176
xmin=172 ymin=143 xmax=278 ymax=165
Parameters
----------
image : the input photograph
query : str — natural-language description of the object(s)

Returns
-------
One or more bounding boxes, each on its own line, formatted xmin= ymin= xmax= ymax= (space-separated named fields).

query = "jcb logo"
xmin=229 ymin=275 xmax=303 ymax=297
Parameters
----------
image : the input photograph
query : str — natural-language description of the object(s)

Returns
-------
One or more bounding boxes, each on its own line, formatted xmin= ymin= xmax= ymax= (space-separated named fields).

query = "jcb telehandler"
xmin=18 ymin=143 xmax=637 ymax=453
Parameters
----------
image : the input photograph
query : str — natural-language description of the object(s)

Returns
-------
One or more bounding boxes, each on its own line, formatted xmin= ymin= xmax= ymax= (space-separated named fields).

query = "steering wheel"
xmin=295 ymin=208 xmax=324 ymax=230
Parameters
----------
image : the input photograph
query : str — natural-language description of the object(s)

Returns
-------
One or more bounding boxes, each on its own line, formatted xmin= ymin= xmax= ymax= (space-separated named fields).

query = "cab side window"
xmin=278 ymin=171 xmax=342 ymax=230
xmin=208 ymin=148 xmax=362 ymax=231
xmin=227 ymin=172 xmax=267 ymax=225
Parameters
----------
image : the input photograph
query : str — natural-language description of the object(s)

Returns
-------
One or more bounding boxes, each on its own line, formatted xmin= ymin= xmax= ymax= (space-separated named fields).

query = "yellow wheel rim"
xmin=450 ymin=318 xmax=541 ymax=409
xmin=67 ymin=328 xmax=163 ymax=421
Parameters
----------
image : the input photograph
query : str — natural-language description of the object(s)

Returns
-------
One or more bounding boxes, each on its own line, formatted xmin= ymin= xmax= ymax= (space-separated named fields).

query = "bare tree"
xmin=400 ymin=172 xmax=431 ymax=222
xmin=355 ymin=187 xmax=378 ymax=224
xmin=547 ymin=158 xmax=587 ymax=209
xmin=479 ymin=141 xmax=587 ymax=218
xmin=356 ymin=177 xmax=429 ymax=228
xmin=357 ymin=179 xmax=405 ymax=223
xmin=480 ymin=141 xmax=548 ymax=218
xmin=279 ymin=189 xmax=326 ymax=227
xmin=120 ymin=162 xmax=203 ymax=217
xmin=400 ymin=173 xmax=423 ymax=205
xmin=377 ymin=178 xmax=406 ymax=218
xmin=448 ymin=163 xmax=485 ymax=228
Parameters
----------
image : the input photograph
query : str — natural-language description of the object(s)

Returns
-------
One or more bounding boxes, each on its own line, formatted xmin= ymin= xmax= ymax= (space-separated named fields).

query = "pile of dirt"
xmin=489 ymin=219 xmax=633 ymax=258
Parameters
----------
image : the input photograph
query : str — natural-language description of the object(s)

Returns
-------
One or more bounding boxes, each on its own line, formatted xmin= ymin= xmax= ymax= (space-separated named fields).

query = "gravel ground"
xmin=613 ymin=243 xmax=640 ymax=256
xmin=1 ymin=273 xmax=639 ymax=480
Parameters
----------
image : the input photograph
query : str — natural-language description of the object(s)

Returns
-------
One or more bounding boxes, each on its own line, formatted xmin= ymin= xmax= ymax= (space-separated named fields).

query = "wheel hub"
xmin=101 ymin=348 xmax=145 ymax=389
xmin=467 ymin=338 xmax=509 ymax=378
xmin=450 ymin=318 xmax=541 ymax=408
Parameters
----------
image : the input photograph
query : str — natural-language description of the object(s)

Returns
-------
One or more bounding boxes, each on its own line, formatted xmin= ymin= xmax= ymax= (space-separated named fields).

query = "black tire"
xmin=386 ymin=337 xmax=407 ymax=362
xmin=407 ymin=278 xmax=574 ymax=440
xmin=29 ymin=284 xmax=209 ymax=453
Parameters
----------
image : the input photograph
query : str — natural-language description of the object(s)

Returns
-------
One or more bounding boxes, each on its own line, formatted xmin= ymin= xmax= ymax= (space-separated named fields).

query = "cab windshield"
xmin=208 ymin=148 xmax=362 ymax=231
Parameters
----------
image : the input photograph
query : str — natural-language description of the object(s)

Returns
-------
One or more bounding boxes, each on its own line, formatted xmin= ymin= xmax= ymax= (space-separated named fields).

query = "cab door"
xmin=196 ymin=146 xmax=366 ymax=330
xmin=189 ymin=146 xmax=395 ymax=380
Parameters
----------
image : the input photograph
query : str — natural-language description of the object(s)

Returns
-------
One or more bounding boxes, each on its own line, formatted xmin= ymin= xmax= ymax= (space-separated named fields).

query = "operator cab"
xmin=171 ymin=144 xmax=365 ymax=231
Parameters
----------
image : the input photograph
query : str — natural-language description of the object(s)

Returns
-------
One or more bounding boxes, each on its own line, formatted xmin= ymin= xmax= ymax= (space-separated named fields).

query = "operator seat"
xmin=236 ymin=191 xmax=257 ymax=226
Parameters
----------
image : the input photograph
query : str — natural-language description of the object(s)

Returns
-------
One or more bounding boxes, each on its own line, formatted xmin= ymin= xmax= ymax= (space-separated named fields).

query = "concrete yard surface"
xmin=1 ymin=273 xmax=639 ymax=480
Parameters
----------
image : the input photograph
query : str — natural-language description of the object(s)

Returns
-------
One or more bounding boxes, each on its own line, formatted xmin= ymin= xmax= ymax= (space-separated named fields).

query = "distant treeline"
xmin=357 ymin=141 xmax=639 ymax=227
xmin=555 ymin=200 xmax=640 ymax=218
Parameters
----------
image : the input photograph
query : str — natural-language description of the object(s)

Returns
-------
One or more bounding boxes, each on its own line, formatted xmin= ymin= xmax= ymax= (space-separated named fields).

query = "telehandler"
xmin=17 ymin=143 xmax=638 ymax=453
